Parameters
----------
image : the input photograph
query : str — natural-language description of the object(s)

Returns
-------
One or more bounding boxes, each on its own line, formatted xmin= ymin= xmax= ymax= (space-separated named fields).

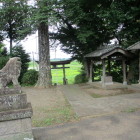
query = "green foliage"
xmin=0 ymin=44 xmax=9 ymax=69
xmin=74 ymin=70 xmax=88 ymax=84
xmin=12 ymin=44 xmax=30 ymax=83
xmin=110 ymin=61 xmax=123 ymax=83
xmin=100 ymin=0 xmax=140 ymax=47
xmin=0 ymin=0 xmax=33 ymax=55
xmin=22 ymin=69 xmax=38 ymax=86
xmin=0 ymin=56 xmax=9 ymax=69
xmin=33 ymin=0 xmax=59 ymax=26
xmin=50 ymin=0 xmax=140 ymax=61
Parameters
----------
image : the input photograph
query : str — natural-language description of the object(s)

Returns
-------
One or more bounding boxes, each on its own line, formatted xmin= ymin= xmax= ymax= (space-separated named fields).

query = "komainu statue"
xmin=0 ymin=57 xmax=21 ymax=93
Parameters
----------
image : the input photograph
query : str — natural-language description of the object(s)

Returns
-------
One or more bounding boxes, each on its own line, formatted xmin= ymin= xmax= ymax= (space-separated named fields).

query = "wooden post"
xmin=89 ymin=60 xmax=93 ymax=83
xmin=139 ymin=52 xmax=140 ymax=84
xmin=63 ymin=64 xmax=66 ymax=85
xmin=122 ymin=59 xmax=127 ymax=85
xmin=102 ymin=59 xmax=106 ymax=87
xmin=84 ymin=58 xmax=89 ymax=79
xmin=108 ymin=59 xmax=111 ymax=75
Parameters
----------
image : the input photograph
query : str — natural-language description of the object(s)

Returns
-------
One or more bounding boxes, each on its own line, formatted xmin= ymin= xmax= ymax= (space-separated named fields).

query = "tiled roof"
xmin=85 ymin=44 xmax=120 ymax=58
xmin=127 ymin=41 xmax=140 ymax=50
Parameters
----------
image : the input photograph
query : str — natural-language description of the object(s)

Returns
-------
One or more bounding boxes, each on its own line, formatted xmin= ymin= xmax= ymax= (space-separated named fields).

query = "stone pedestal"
xmin=101 ymin=76 xmax=113 ymax=85
xmin=0 ymin=87 xmax=33 ymax=140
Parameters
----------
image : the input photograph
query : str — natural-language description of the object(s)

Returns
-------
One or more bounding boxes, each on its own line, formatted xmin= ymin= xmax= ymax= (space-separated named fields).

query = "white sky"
xmin=3 ymin=32 xmax=72 ymax=61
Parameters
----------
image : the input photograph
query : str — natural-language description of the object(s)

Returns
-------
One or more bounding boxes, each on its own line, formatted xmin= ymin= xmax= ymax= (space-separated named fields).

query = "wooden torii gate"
xmin=36 ymin=59 xmax=72 ymax=85
xmin=50 ymin=59 xmax=72 ymax=85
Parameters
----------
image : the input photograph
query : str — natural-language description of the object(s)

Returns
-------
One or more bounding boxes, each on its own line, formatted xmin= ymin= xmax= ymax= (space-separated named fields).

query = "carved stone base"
xmin=0 ymin=87 xmax=21 ymax=95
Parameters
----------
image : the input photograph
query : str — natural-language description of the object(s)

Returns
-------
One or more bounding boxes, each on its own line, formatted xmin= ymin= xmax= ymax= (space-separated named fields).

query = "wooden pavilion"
xmin=84 ymin=44 xmax=133 ymax=87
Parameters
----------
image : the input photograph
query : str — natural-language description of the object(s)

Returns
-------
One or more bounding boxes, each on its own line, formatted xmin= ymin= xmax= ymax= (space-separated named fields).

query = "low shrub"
xmin=12 ymin=45 xmax=30 ymax=83
xmin=74 ymin=72 xmax=88 ymax=84
xmin=22 ymin=69 xmax=38 ymax=86
xmin=0 ymin=56 xmax=9 ymax=69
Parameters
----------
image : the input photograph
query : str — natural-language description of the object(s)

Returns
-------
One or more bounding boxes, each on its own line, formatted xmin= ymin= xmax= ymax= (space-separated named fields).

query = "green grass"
xmin=32 ymin=104 xmax=78 ymax=127
xmin=29 ymin=60 xmax=82 ymax=85
xmin=90 ymin=93 xmax=105 ymax=98
xmin=123 ymin=108 xmax=138 ymax=113
xmin=52 ymin=61 xmax=82 ymax=84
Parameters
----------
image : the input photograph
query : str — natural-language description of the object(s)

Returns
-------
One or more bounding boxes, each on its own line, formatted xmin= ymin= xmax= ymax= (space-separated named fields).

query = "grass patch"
xmin=123 ymin=108 xmax=138 ymax=113
xmin=90 ymin=93 xmax=105 ymax=98
xmin=32 ymin=104 xmax=78 ymax=127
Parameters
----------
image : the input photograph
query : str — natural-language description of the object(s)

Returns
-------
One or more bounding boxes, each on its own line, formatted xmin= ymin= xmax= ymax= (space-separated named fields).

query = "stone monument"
xmin=0 ymin=57 xmax=33 ymax=140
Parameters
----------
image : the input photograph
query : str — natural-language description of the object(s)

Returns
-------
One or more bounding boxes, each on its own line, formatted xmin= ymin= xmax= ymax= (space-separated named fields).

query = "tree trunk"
xmin=35 ymin=22 xmax=52 ymax=88
xmin=10 ymin=37 xmax=12 ymax=56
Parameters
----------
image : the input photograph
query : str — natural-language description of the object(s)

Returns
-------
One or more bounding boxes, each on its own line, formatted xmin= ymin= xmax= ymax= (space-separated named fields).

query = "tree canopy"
xmin=50 ymin=0 xmax=140 ymax=61
xmin=0 ymin=0 xmax=33 ymax=55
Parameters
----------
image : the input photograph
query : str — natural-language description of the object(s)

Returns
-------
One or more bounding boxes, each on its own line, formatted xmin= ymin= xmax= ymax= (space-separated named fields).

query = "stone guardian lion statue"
xmin=0 ymin=57 xmax=21 ymax=89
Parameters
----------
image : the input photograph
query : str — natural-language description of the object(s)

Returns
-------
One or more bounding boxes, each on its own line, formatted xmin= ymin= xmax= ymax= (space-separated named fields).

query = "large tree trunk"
xmin=35 ymin=22 xmax=52 ymax=88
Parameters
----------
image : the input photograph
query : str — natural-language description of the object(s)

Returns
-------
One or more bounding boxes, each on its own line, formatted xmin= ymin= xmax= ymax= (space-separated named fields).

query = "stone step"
xmin=0 ymin=103 xmax=33 ymax=122
xmin=0 ymin=94 xmax=28 ymax=112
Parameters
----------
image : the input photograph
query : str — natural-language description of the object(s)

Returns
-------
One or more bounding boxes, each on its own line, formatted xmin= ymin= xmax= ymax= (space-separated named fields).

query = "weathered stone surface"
xmin=0 ymin=118 xmax=32 ymax=136
xmin=101 ymin=76 xmax=113 ymax=85
xmin=0 ymin=87 xmax=21 ymax=95
xmin=0 ymin=103 xmax=33 ymax=122
xmin=0 ymin=57 xmax=21 ymax=89
xmin=0 ymin=118 xmax=33 ymax=140
xmin=0 ymin=133 xmax=33 ymax=140
xmin=0 ymin=94 xmax=27 ymax=111
xmin=0 ymin=57 xmax=34 ymax=139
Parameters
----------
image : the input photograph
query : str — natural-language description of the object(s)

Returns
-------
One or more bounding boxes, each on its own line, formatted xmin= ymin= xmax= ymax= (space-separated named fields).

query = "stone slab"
xmin=0 ymin=118 xmax=33 ymax=140
xmin=33 ymin=110 xmax=140 ymax=140
xmin=0 ymin=133 xmax=33 ymax=140
xmin=0 ymin=103 xmax=33 ymax=122
xmin=0 ymin=94 xmax=27 ymax=111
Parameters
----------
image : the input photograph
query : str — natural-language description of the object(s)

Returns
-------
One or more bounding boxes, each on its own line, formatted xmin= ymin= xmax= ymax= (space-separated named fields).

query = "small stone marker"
xmin=0 ymin=57 xmax=33 ymax=140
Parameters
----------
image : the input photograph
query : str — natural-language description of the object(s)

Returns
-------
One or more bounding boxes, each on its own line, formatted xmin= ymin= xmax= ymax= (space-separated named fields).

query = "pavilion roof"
xmin=127 ymin=41 xmax=140 ymax=50
xmin=85 ymin=44 xmax=119 ymax=58
xmin=85 ymin=44 xmax=132 ymax=59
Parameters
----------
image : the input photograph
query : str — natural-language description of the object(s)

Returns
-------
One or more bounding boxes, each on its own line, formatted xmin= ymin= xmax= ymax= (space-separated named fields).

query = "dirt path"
xmin=22 ymin=87 xmax=76 ymax=127
xmin=60 ymin=85 xmax=140 ymax=117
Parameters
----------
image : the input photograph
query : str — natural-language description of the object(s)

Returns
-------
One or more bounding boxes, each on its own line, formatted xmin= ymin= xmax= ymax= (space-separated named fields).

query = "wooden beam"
xmin=89 ymin=60 xmax=93 ymax=83
xmin=62 ymin=64 xmax=67 ymax=85
xmin=51 ymin=67 xmax=70 ymax=69
xmin=102 ymin=59 xmax=106 ymax=87
xmin=84 ymin=58 xmax=90 ymax=78
xmin=139 ymin=51 xmax=140 ymax=84
xmin=108 ymin=58 xmax=111 ymax=75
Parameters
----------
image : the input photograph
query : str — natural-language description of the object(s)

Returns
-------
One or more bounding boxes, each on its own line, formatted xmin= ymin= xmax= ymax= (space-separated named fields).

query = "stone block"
xmin=101 ymin=76 xmax=113 ymax=85
xmin=0 ymin=103 xmax=33 ymax=122
xmin=0 ymin=94 xmax=27 ymax=111
xmin=0 ymin=118 xmax=33 ymax=140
